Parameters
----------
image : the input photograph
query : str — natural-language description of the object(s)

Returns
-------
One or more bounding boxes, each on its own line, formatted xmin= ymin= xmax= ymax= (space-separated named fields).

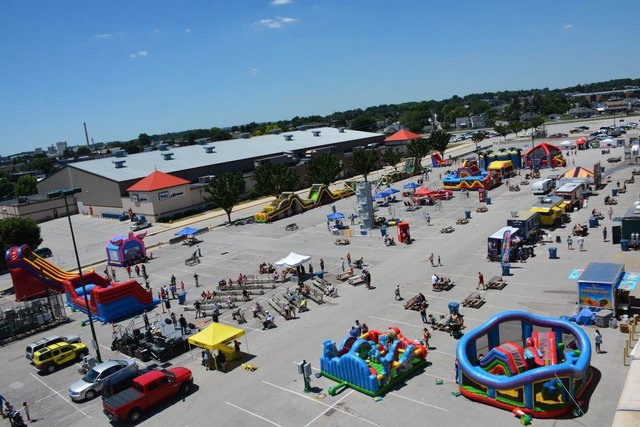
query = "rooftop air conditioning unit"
xmin=204 ymin=146 xmax=216 ymax=154
xmin=157 ymin=143 xmax=169 ymax=151
xmin=198 ymin=175 xmax=215 ymax=183
xmin=312 ymin=130 xmax=321 ymax=137
xmin=114 ymin=149 xmax=127 ymax=158
xmin=113 ymin=160 xmax=127 ymax=169
xmin=283 ymin=135 xmax=294 ymax=141
xmin=162 ymin=152 xmax=174 ymax=160
xmin=338 ymin=127 xmax=345 ymax=133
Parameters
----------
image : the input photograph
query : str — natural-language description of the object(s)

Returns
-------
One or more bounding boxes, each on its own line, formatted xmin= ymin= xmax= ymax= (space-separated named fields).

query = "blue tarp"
xmin=175 ymin=227 xmax=199 ymax=236
xmin=575 ymin=308 xmax=595 ymax=325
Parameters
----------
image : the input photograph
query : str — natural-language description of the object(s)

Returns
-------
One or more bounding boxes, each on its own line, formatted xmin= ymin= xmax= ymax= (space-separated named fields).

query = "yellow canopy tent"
xmin=188 ymin=323 xmax=247 ymax=366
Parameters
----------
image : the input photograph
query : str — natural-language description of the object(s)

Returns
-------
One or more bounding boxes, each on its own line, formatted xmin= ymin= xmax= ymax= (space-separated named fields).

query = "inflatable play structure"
xmin=254 ymin=184 xmax=354 ymax=223
xmin=320 ymin=326 xmax=427 ymax=396
xmin=5 ymin=245 xmax=158 ymax=322
xmin=479 ymin=148 xmax=523 ymax=170
xmin=443 ymin=159 xmax=501 ymax=191
xmin=376 ymin=157 xmax=423 ymax=188
xmin=431 ymin=151 xmax=452 ymax=167
xmin=456 ymin=311 xmax=592 ymax=418
xmin=523 ymin=143 xmax=566 ymax=170
xmin=106 ymin=231 xmax=147 ymax=267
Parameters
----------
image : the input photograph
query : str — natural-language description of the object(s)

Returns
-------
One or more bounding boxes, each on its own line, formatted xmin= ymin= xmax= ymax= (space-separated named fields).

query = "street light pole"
xmin=49 ymin=188 xmax=102 ymax=362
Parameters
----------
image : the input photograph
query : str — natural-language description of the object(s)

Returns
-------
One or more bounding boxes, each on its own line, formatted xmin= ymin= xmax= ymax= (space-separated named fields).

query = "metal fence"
xmin=0 ymin=293 xmax=69 ymax=343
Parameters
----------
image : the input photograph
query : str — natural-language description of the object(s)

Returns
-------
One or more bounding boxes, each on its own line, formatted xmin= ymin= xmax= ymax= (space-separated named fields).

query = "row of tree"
xmin=0 ymin=217 xmax=42 ymax=271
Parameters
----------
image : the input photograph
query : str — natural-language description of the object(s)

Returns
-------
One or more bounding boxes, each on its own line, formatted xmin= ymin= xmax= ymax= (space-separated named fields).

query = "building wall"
xmin=38 ymin=167 xmax=123 ymax=209
xmin=0 ymin=197 xmax=78 ymax=223
xmin=122 ymin=183 xmax=198 ymax=222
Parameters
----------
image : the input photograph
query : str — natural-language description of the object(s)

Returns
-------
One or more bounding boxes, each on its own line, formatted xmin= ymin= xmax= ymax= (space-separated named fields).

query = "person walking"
xmin=608 ymin=206 xmax=613 ymax=220
xmin=594 ymin=329 xmax=602 ymax=353
xmin=429 ymin=253 xmax=435 ymax=267
xmin=111 ymin=267 xmax=117 ymax=281
xmin=179 ymin=314 xmax=188 ymax=335
xmin=419 ymin=303 xmax=428 ymax=323
xmin=346 ymin=253 xmax=351 ymax=266
xmin=203 ymin=350 xmax=210 ymax=371
xmin=193 ymin=273 xmax=200 ymax=287
xmin=603 ymin=227 xmax=607 ymax=242
xmin=197 ymin=245 xmax=202 ymax=257
xmin=340 ymin=257 xmax=345 ymax=272
xmin=104 ymin=267 xmax=110 ymax=280
xmin=126 ymin=265 xmax=132 ymax=278
xmin=567 ymin=235 xmax=573 ymax=250
xmin=170 ymin=312 xmax=177 ymax=329
xmin=578 ymin=236 xmax=585 ymax=251
xmin=169 ymin=283 xmax=177 ymax=299
xmin=425 ymin=212 xmax=431 ymax=226
xmin=159 ymin=292 xmax=166 ymax=314
xmin=141 ymin=264 xmax=147 ymax=277
xmin=477 ymin=272 xmax=485 ymax=290
xmin=422 ymin=327 xmax=431 ymax=349
xmin=320 ymin=258 xmax=325 ymax=272
xmin=394 ymin=284 xmax=402 ymax=301
xmin=194 ymin=300 xmax=201 ymax=319
xmin=437 ymin=255 xmax=442 ymax=267
xmin=134 ymin=264 xmax=140 ymax=277
xmin=143 ymin=310 xmax=150 ymax=330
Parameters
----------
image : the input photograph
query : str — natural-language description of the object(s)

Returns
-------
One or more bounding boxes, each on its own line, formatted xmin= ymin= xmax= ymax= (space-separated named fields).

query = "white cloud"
xmin=271 ymin=0 xmax=293 ymax=5
xmin=130 ymin=54 xmax=137 ymax=59
xmin=184 ymin=28 xmax=192 ymax=34
xmin=95 ymin=33 xmax=113 ymax=39
xmin=563 ymin=24 xmax=573 ymax=31
xmin=130 ymin=50 xmax=148 ymax=59
xmin=137 ymin=50 xmax=148 ymax=56
xmin=257 ymin=16 xmax=298 ymax=29
xmin=251 ymin=68 xmax=259 ymax=75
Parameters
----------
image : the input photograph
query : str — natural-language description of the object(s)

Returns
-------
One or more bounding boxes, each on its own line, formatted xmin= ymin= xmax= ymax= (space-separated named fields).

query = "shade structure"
xmin=327 ymin=212 xmax=345 ymax=221
xmin=560 ymin=166 xmax=594 ymax=180
xmin=274 ymin=252 xmax=311 ymax=268
xmin=403 ymin=182 xmax=420 ymax=190
xmin=374 ymin=192 xmax=387 ymax=199
xmin=385 ymin=129 xmax=422 ymax=142
xmin=414 ymin=187 xmax=430 ymax=197
xmin=187 ymin=323 xmax=245 ymax=350
xmin=175 ymin=227 xmax=199 ymax=236
xmin=381 ymin=188 xmax=399 ymax=196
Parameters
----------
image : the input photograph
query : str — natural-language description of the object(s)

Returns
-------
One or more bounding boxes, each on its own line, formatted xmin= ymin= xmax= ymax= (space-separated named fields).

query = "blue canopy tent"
xmin=381 ymin=188 xmax=400 ymax=196
xmin=175 ymin=227 xmax=199 ymax=237
xmin=403 ymin=182 xmax=420 ymax=190
xmin=327 ymin=212 xmax=345 ymax=221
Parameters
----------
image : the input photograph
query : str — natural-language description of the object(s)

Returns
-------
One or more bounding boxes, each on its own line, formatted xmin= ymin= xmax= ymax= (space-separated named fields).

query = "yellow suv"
xmin=33 ymin=342 xmax=89 ymax=374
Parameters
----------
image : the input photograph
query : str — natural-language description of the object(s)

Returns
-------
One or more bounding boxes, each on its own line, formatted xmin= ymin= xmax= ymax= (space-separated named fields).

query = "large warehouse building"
xmin=37 ymin=127 xmax=384 ymax=221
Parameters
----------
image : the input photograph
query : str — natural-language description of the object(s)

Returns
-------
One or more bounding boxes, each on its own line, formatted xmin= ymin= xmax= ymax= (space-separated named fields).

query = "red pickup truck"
xmin=102 ymin=367 xmax=193 ymax=423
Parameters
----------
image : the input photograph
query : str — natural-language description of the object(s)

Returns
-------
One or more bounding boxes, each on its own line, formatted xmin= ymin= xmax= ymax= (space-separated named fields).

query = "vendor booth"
xmin=530 ymin=195 xmax=565 ymax=227
xmin=106 ymin=231 xmax=147 ymax=267
xmin=188 ymin=323 xmax=246 ymax=363
xmin=274 ymin=252 xmax=311 ymax=268
xmin=576 ymin=262 xmax=638 ymax=317
xmin=397 ymin=221 xmax=411 ymax=243
xmin=507 ymin=211 xmax=541 ymax=243
xmin=487 ymin=226 xmax=521 ymax=261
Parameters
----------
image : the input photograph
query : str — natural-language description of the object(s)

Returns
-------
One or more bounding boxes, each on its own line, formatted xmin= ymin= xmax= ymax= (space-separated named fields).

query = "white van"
xmin=532 ymin=179 xmax=554 ymax=195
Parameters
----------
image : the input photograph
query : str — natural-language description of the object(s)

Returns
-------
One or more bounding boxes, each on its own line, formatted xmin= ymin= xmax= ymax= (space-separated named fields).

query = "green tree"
xmin=210 ymin=127 xmax=231 ymax=141
xmin=350 ymin=114 xmax=376 ymax=132
xmin=471 ymin=131 xmax=485 ymax=153
xmin=0 ymin=178 xmax=15 ymax=200
xmin=509 ymin=120 xmax=523 ymax=137
xmin=428 ymin=130 xmax=450 ymax=154
xmin=307 ymin=153 xmax=341 ymax=186
xmin=138 ymin=133 xmax=152 ymax=146
xmin=0 ymin=217 xmax=42 ymax=270
xmin=407 ymin=138 xmax=430 ymax=159
xmin=76 ymin=146 xmax=92 ymax=156
xmin=381 ymin=148 xmax=403 ymax=173
xmin=27 ymin=156 xmax=55 ymax=175
xmin=15 ymin=175 xmax=38 ymax=196
xmin=530 ymin=117 xmax=545 ymax=130
xmin=253 ymin=163 xmax=298 ymax=197
xmin=61 ymin=148 xmax=74 ymax=159
xmin=494 ymin=124 xmax=510 ymax=141
xmin=204 ymin=173 xmax=246 ymax=223
xmin=349 ymin=149 xmax=378 ymax=182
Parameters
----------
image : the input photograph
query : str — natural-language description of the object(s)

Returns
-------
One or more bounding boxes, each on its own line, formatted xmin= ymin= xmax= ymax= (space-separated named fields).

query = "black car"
xmin=34 ymin=247 xmax=53 ymax=258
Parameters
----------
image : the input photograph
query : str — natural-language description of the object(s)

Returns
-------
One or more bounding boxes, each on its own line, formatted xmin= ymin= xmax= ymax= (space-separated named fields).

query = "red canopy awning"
xmin=385 ymin=129 xmax=422 ymax=142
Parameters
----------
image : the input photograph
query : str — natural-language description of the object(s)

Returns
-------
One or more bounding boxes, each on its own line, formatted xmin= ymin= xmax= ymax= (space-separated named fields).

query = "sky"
xmin=1 ymin=0 xmax=639 ymax=156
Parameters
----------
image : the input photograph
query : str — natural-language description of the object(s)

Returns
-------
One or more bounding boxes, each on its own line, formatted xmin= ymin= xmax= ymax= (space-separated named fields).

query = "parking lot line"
xmin=304 ymin=389 xmax=354 ymax=427
xmin=29 ymin=373 xmax=92 ymax=419
xmin=386 ymin=391 xmax=449 ymax=412
xmin=225 ymin=401 xmax=283 ymax=427
xmin=261 ymin=380 xmax=382 ymax=427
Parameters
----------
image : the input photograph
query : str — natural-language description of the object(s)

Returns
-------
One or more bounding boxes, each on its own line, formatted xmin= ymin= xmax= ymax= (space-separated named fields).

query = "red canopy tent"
xmin=385 ymin=129 xmax=422 ymax=142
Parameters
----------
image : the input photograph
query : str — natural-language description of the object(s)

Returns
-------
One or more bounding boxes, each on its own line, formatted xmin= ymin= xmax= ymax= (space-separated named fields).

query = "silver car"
xmin=68 ymin=359 xmax=138 ymax=401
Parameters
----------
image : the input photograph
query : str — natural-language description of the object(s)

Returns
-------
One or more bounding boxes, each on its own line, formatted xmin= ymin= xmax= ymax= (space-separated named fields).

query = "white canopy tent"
xmin=560 ymin=140 xmax=574 ymax=149
xmin=274 ymin=252 xmax=311 ymax=268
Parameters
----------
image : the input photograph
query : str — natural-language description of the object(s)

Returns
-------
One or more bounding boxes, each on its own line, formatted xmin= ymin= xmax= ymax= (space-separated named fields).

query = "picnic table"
xmin=347 ymin=275 xmax=365 ymax=286
xmin=336 ymin=271 xmax=354 ymax=281
xmin=462 ymin=292 xmax=486 ymax=308
xmin=285 ymin=223 xmax=298 ymax=231
xmin=184 ymin=255 xmax=200 ymax=266
xmin=335 ymin=238 xmax=350 ymax=245
xmin=486 ymin=276 xmax=507 ymax=290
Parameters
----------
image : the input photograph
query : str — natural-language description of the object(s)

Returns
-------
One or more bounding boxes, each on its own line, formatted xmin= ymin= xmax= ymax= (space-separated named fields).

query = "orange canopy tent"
xmin=385 ymin=129 xmax=422 ymax=142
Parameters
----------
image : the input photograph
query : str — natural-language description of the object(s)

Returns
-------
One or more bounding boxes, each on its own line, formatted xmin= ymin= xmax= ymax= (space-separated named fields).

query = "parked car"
xmin=578 ymin=126 xmax=590 ymax=131
xmin=34 ymin=247 xmax=53 ymax=258
xmin=102 ymin=367 xmax=193 ymax=423
xmin=130 ymin=220 xmax=152 ymax=231
xmin=69 ymin=359 xmax=138 ymax=401
xmin=33 ymin=342 xmax=89 ymax=374
xmin=549 ymin=133 xmax=568 ymax=138
xmin=26 ymin=335 xmax=81 ymax=361
xmin=569 ymin=127 xmax=582 ymax=133
xmin=101 ymin=368 xmax=153 ymax=400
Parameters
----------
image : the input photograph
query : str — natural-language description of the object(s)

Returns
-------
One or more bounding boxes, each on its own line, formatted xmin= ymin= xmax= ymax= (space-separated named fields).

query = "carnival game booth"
xmin=456 ymin=311 xmax=593 ymax=418
xmin=188 ymin=323 xmax=246 ymax=364
xmin=523 ymin=143 xmax=566 ymax=170
xmin=443 ymin=159 xmax=501 ymax=191
xmin=106 ymin=231 xmax=147 ymax=267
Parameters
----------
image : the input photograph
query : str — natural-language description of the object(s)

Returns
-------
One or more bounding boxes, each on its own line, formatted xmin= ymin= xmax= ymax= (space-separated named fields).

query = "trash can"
xmin=548 ymin=246 xmax=558 ymax=259
xmin=316 ymin=271 xmax=325 ymax=280
xmin=620 ymin=239 xmax=629 ymax=251
xmin=595 ymin=309 xmax=613 ymax=328
xmin=177 ymin=291 xmax=187 ymax=305
xmin=380 ymin=227 xmax=387 ymax=237
xmin=501 ymin=264 xmax=510 ymax=276
xmin=464 ymin=210 xmax=471 ymax=219
xmin=612 ymin=188 xmax=618 ymax=197
xmin=448 ymin=301 xmax=460 ymax=315
xmin=486 ymin=197 xmax=492 ymax=205
xmin=609 ymin=318 xmax=618 ymax=329
xmin=588 ymin=217 xmax=598 ymax=228
xmin=556 ymin=235 xmax=561 ymax=243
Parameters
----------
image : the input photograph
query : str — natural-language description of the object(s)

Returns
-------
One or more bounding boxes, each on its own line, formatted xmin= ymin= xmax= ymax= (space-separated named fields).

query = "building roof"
xmin=127 ymin=170 xmax=190 ymax=192
xmin=384 ymin=129 xmax=422 ymax=142
xmin=579 ymin=262 xmax=624 ymax=284
xmin=65 ymin=127 xmax=382 ymax=183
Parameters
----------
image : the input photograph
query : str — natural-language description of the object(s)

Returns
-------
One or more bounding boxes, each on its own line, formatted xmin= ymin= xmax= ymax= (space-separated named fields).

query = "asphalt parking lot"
xmin=1 ymin=117 xmax=639 ymax=426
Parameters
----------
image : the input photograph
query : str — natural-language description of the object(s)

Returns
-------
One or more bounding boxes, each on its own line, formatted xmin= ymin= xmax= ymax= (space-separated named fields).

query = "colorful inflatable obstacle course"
xmin=523 ymin=142 xmax=566 ymax=169
xmin=320 ymin=326 xmax=427 ymax=396
xmin=6 ymin=245 xmax=158 ymax=323
xmin=456 ymin=311 xmax=592 ymax=418
xmin=106 ymin=231 xmax=147 ymax=267
xmin=443 ymin=159 xmax=501 ymax=191
xmin=254 ymin=184 xmax=354 ymax=223
xmin=431 ymin=151 xmax=452 ymax=167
